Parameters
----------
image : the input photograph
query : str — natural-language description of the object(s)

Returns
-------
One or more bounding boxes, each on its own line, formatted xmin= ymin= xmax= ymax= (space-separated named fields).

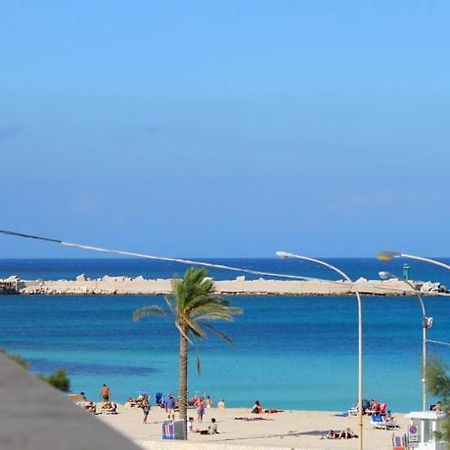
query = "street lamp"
xmin=378 ymin=251 xmax=450 ymax=272
xmin=378 ymin=271 xmax=432 ymax=411
xmin=276 ymin=251 xmax=364 ymax=450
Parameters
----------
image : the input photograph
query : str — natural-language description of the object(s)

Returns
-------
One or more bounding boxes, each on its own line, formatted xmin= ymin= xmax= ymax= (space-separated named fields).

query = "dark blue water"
xmin=1 ymin=258 xmax=450 ymax=412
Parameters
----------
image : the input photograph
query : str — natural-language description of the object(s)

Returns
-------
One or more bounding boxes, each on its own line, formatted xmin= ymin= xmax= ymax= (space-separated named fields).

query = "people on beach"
xmin=79 ymin=392 xmax=96 ymax=413
xmin=251 ymin=400 xmax=263 ymax=414
xmin=125 ymin=397 xmax=137 ymax=408
xmin=205 ymin=395 xmax=212 ymax=408
xmin=155 ymin=392 xmax=163 ymax=406
xmin=323 ymin=428 xmax=358 ymax=439
xmin=102 ymin=401 xmax=118 ymax=414
xmin=433 ymin=401 xmax=444 ymax=412
xmin=217 ymin=398 xmax=225 ymax=409
xmin=385 ymin=410 xmax=396 ymax=422
xmin=166 ymin=394 xmax=175 ymax=420
xmin=187 ymin=417 xmax=199 ymax=433
xmin=142 ymin=395 xmax=150 ymax=424
xmin=101 ymin=384 xmax=111 ymax=402
xmin=196 ymin=397 xmax=206 ymax=422
xmin=367 ymin=399 xmax=380 ymax=414
xmin=200 ymin=418 xmax=219 ymax=435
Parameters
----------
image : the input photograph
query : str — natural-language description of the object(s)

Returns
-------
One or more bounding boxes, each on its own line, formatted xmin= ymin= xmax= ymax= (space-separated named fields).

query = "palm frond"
xmin=133 ymin=305 xmax=167 ymax=322
xmin=192 ymin=305 xmax=243 ymax=322
xmin=164 ymin=295 xmax=177 ymax=316
xmin=202 ymin=323 xmax=237 ymax=347
xmin=183 ymin=318 xmax=206 ymax=339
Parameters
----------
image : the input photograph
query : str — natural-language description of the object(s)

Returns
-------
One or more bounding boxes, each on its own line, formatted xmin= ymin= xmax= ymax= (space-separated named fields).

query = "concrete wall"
xmin=0 ymin=354 xmax=142 ymax=450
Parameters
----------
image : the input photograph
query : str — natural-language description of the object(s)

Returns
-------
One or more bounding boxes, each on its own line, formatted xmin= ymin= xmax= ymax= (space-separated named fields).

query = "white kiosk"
xmin=404 ymin=411 xmax=447 ymax=450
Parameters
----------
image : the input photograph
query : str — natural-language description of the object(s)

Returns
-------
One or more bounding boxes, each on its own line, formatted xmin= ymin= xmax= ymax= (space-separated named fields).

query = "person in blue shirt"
xmin=166 ymin=394 xmax=175 ymax=420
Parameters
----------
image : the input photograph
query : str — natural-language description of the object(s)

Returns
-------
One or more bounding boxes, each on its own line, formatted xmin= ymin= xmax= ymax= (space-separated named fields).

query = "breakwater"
xmin=0 ymin=274 xmax=445 ymax=296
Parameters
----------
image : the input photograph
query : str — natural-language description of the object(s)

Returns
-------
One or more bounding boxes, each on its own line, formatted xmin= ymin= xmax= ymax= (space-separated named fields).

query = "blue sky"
xmin=1 ymin=1 xmax=450 ymax=258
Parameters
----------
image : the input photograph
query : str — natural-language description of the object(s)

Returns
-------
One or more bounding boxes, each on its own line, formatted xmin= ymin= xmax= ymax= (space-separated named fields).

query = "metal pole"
xmin=277 ymin=252 xmax=364 ymax=450
xmin=394 ymin=276 xmax=428 ymax=411
xmin=356 ymin=291 xmax=363 ymax=450
xmin=423 ymin=319 xmax=427 ymax=411
xmin=416 ymin=295 xmax=427 ymax=412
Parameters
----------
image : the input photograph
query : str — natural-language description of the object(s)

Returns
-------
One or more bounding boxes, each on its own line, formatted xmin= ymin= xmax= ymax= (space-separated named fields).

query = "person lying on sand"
xmin=102 ymin=401 xmax=118 ymax=414
xmin=79 ymin=392 xmax=96 ymax=413
xmin=322 ymin=428 xmax=358 ymax=439
xmin=235 ymin=416 xmax=269 ymax=421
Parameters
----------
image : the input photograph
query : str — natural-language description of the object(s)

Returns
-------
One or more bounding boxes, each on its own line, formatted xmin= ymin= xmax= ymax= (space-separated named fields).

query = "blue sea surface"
xmin=1 ymin=258 xmax=450 ymax=412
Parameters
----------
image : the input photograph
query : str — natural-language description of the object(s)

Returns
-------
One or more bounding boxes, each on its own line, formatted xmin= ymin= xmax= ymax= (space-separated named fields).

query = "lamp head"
xmin=276 ymin=251 xmax=294 ymax=259
xmin=377 ymin=251 xmax=401 ymax=262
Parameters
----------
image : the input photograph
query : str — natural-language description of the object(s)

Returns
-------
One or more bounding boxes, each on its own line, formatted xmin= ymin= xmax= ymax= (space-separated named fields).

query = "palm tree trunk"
xmin=178 ymin=328 xmax=188 ymax=437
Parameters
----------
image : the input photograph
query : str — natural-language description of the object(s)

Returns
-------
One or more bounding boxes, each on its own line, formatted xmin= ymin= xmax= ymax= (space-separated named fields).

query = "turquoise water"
xmin=1 ymin=258 xmax=450 ymax=412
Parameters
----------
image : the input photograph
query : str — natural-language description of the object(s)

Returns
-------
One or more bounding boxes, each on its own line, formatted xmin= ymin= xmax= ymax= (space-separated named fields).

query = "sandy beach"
xmin=94 ymin=404 xmax=409 ymax=450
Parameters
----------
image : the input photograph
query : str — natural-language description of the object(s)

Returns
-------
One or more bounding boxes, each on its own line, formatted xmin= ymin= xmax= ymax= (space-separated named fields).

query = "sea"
xmin=1 ymin=257 xmax=450 ymax=413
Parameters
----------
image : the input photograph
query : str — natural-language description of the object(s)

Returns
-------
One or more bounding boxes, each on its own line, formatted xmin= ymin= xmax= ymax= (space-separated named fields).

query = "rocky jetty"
xmin=0 ymin=275 xmax=446 ymax=296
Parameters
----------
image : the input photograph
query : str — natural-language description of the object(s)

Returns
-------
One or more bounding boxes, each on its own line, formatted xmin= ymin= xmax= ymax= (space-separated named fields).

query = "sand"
xmin=94 ymin=405 xmax=410 ymax=449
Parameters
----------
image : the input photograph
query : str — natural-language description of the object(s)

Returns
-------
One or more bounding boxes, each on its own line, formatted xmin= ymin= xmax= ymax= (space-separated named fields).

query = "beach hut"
xmin=404 ymin=411 xmax=447 ymax=450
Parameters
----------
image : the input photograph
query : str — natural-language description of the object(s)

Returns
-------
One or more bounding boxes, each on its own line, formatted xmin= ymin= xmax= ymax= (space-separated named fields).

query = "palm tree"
xmin=133 ymin=267 xmax=242 ymax=433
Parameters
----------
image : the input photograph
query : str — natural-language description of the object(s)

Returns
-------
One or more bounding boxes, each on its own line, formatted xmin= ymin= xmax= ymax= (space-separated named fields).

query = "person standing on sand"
xmin=166 ymin=394 xmax=175 ymax=420
xmin=101 ymin=384 xmax=111 ymax=402
xmin=142 ymin=395 xmax=150 ymax=424
xmin=197 ymin=398 xmax=205 ymax=422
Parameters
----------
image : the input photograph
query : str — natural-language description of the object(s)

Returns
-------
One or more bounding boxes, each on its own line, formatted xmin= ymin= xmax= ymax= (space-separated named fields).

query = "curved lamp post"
xmin=378 ymin=271 xmax=432 ymax=411
xmin=377 ymin=251 xmax=450 ymax=272
xmin=276 ymin=251 xmax=364 ymax=450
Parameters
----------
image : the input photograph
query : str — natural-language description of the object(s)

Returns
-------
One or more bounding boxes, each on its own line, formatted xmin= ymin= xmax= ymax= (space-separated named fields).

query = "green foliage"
xmin=41 ymin=369 xmax=70 ymax=392
xmin=427 ymin=356 xmax=450 ymax=404
xmin=134 ymin=267 xmax=243 ymax=345
xmin=426 ymin=357 xmax=450 ymax=447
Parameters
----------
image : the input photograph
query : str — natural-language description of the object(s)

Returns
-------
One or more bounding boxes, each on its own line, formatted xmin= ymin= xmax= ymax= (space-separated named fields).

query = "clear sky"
xmin=1 ymin=1 xmax=449 ymax=258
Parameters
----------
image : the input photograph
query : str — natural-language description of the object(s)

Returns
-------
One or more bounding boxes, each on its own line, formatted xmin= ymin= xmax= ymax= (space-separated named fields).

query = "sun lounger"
xmin=370 ymin=414 xmax=397 ymax=429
